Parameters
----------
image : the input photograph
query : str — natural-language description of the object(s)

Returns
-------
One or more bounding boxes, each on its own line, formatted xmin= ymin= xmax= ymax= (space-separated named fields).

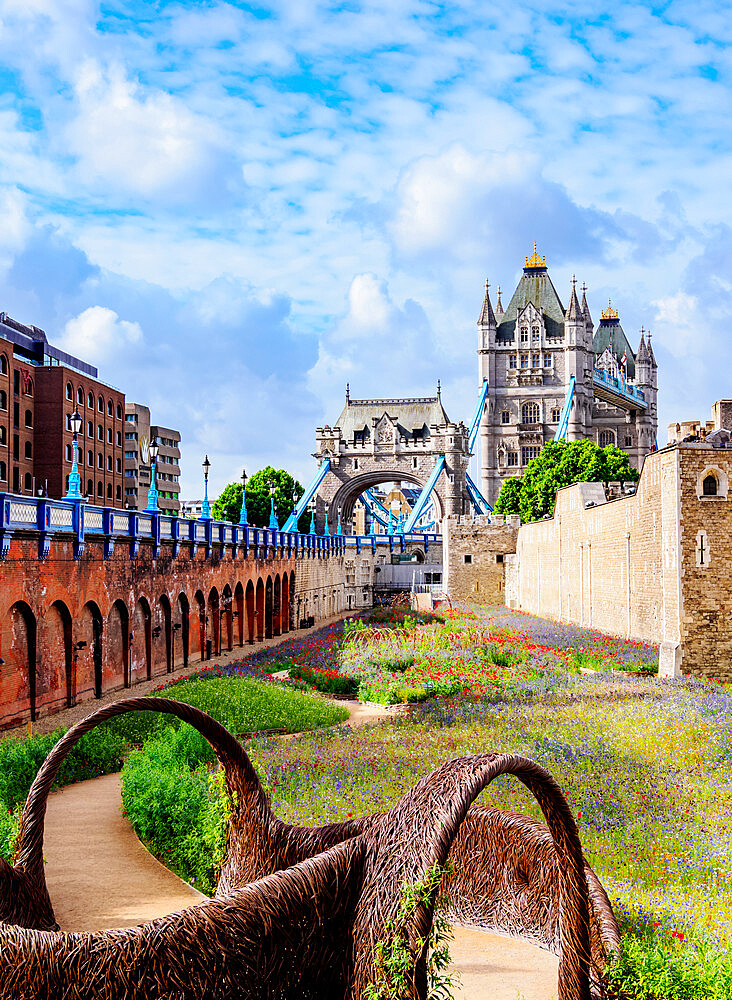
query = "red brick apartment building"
xmin=0 ymin=313 xmax=124 ymax=505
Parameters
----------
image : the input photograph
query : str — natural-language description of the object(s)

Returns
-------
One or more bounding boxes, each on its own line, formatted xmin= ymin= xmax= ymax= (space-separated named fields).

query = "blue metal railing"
xmin=592 ymin=368 xmax=647 ymax=407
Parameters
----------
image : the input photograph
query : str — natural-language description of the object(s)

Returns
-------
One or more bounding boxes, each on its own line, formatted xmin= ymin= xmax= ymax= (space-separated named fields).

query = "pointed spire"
xmin=345 ymin=382 xmax=350 ymax=403
xmin=478 ymin=278 xmax=496 ymax=327
xmin=565 ymin=274 xmax=582 ymax=321
xmin=495 ymin=284 xmax=503 ymax=318
xmin=437 ymin=378 xmax=442 ymax=400
xmin=646 ymin=329 xmax=656 ymax=366
xmin=580 ymin=281 xmax=593 ymax=328
xmin=637 ymin=326 xmax=649 ymax=363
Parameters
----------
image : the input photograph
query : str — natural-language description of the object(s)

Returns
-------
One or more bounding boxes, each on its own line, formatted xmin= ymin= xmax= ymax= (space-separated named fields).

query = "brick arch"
xmin=78 ymin=601 xmax=103 ymax=701
xmin=281 ymin=573 xmax=290 ymax=634
xmin=325 ymin=469 xmax=445 ymax=533
xmin=222 ymin=584 xmax=233 ymax=652
xmin=158 ymin=594 xmax=172 ymax=673
xmin=193 ymin=590 xmax=206 ymax=662
xmin=6 ymin=601 xmax=37 ymax=725
xmin=245 ymin=581 xmax=255 ymax=644
xmin=208 ymin=587 xmax=220 ymax=658
xmin=107 ymin=599 xmax=129 ymax=690
xmin=273 ymin=576 xmax=281 ymax=637
xmin=176 ymin=592 xmax=190 ymax=670
xmin=42 ymin=600 xmax=72 ymax=714
xmin=255 ymin=578 xmax=265 ymax=642
xmin=234 ymin=583 xmax=245 ymax=647
xmin=131 ymin=597 xmax=151 ymax=683
xmin=264 ymin=576 xmax=274 ymax=640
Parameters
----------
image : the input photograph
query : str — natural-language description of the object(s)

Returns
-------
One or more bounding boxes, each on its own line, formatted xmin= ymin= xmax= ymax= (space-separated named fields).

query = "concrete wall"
xmin=444 ymin=514 xmax=519 ymax=605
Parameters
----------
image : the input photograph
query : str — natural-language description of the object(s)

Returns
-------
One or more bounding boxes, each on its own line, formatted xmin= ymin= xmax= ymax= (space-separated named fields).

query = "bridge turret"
xmin=477 ymin=278 xmax=496 ymax=387
xmin=564 ymin=276 xmax=594 ymax=441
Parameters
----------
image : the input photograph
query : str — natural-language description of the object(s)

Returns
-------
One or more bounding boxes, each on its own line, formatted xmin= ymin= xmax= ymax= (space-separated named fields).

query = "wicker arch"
xmin=1 ymin=698 xmax=618 ymax=999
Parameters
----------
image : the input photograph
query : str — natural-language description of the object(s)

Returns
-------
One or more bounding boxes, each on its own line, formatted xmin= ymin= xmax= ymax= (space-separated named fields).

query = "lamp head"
xmin=202 ymin=455 xmax=210 ymax=475
xmin=70 ymin=409 xmax=82 ymax=436
xmin=241 ymin=468 xmax=247 ymax=487
xmin=149 ymin=437 xmax=159 ymax=462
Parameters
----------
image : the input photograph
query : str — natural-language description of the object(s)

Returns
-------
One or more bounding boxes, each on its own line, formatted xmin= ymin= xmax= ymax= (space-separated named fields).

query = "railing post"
xmin=73 ymin=500 xmax=85 ymax=560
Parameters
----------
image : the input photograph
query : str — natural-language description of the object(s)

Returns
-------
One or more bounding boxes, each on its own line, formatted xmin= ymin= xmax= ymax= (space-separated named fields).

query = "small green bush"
xmin=289 ymin=662 xmax=360 ymax=695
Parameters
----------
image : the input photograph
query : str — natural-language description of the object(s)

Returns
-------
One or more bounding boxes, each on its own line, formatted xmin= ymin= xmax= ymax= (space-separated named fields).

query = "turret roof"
xmin=496 ymin=264 xmax=566 ymax=341
xmin=581 ymin=284 xmax=593 ymax=328
xmin=333 ymin=395 xmax=449 ymax=440
xmin=593 ymin=304 xmax=636 ymax=380
xmin=477 ymin=280 xmax=496 ymax=326
xmin=565 ymin=277 xmax=582 ymax=322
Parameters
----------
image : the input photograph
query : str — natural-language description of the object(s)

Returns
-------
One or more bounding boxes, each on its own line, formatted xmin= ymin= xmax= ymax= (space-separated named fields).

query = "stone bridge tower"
xmin=312 ymin=388 xmax=470 ymax=533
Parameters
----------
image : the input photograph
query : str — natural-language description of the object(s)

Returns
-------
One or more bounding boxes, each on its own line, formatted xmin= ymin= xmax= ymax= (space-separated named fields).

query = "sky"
xmin=0 ymin=0 xmax=730 ymax=499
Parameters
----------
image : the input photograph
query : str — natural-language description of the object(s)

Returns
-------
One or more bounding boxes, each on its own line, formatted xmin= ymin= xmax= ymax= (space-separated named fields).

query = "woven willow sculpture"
xmin=0 ymin=698 xmax=619 ymax=999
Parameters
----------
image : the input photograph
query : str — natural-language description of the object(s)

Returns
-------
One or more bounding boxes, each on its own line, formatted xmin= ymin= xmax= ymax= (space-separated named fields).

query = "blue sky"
xmin=0 ymin=0 xmax=730 ymax=497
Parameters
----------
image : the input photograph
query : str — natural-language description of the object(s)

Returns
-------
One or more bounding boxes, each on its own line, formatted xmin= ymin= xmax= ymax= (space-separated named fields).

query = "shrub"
xmin=289 ymin=662 xmax=360 ymax=696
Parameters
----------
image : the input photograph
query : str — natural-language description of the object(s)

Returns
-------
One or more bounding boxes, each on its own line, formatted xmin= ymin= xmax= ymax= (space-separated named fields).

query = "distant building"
xmin=124 ymin=404 xmax=181 ymax=514
xmin=0 ymin=312 xmax=124 ymax=504
xmin=179 ymin=499 xmax=204 ymax=518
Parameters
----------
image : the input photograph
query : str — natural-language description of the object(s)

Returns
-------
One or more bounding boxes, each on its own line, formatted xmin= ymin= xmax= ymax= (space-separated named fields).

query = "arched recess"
xmin=78 ymin=601 xmax=103 ymax=700
xmin=281 ymin=574 xmax=290 ymax=634
xmin=194 ymin=590 xmax=206 ymax=662
xmin=264 ymin=576 xmax=274 ymax=639
xmin=245 ymin=581 xmax=255 ymax=644
xmin=131 ymin=597 xmax=152 ymax=683
xmin=43 ymin=600 xmax=72 ymax=714
xmin=176 ymin=593 xmax=190 ymax=670
xmin=325 ymin=468 xmax=445 ymax=533
xmin=255 ymin=578 xmax=265 ymax=641
xmin=222 ymin=584 xmax=233 ymax=652
xmin=107 ymin=600 xmax=129 ymax=691
xmin=273 ymin=576 xmax=281 ymax=637
xmin=208 ymin=587 xmax=220 ymax=658
xmin=234 ymin=583 xmax=245 ymax=646
xmin=289 ymin=571 xmax=296 ymax=632
xmin=158 ymin=595 xmax=172 ymax=674
xmin=8 ymin=601 xmax=37 ymax=723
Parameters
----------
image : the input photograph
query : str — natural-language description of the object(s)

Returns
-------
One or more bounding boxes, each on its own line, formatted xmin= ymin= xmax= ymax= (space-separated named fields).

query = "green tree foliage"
xmin=212 ymin=466 xmax=309 ymax=529
xmin=493 ymin=477 xmax=523 ymax=517
xmin=493 ymin=441 xmax=639 ymax=523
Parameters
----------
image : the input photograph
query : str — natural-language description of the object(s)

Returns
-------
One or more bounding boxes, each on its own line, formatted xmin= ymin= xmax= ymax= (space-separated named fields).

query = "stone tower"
xmin=477 ymin=245 xmax=658 ymax=504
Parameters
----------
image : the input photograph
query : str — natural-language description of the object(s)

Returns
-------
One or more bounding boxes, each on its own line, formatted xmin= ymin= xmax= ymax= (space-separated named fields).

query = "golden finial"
xmin=525 ymin=241 xmax=546 ymax=268
xmin=602 ymin=298 xmax=619 ymax=320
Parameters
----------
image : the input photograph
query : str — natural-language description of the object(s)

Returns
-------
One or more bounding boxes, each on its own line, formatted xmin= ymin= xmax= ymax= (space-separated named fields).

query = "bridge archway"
xmin=45 ymin=600 xmax=72 ymax=712
xmin=264 ymin=577 xmax=274 ymax=639
xmin=9 ymin=601 xmax=37 ymax=722
xmin=326 ymin=469 xmax=445 ymax=533
xmin=234 ymin=583 xmax=244 ymax=646
xmin=222 ymin=584 xmax=233 ymax=651
xmin=176 ymin=593 xmax=190 ymax=670
xmin=107 ymin=600 xmax=129 ymax=689
xmin=246 ymin=581 xmax=256 ymax=644
xmin=273 ymin=576 xmax=281 ymax=637
xmin=255 ymin=579 xmax=265 ymax=641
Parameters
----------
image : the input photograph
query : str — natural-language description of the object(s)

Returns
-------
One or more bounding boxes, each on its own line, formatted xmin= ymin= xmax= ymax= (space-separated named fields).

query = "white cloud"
xmin=59 ymin=306 xmax=143 ymax=365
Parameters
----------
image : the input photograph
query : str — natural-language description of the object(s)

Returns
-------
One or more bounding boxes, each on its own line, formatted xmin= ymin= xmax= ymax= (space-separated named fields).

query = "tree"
xmin=212 ymin=466 xmax=309 ymax=529
xmin=495 ymin=440 xmax=639 ymax=524
xmin=493 ymin=477 xmax=523 ymax=517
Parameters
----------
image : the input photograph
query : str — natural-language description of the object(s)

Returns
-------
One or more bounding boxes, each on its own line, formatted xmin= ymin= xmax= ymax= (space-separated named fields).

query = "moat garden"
xmin=2 ymin=602 xmax=731 ymax=998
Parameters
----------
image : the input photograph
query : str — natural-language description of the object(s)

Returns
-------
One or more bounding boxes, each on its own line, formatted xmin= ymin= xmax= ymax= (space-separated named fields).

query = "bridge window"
xmin=354 ymin=430 xmax=365 ymax=445
xmin=520 ymin=355 xmax=528 ymax=368
xmin=521 ymin=446 xmax=541 ymax=465
xmin=544 ymin=354 xmax=552 ymax=367
xmin=532 ymin=353 xmax=540 ymax=367
xmin=625 ymin=435 xmax=632 ymax=447
xmin=412 ymin=457 xmax=418 ymax=468
xmin=501 ymin=410 xmax=510 ymax=424
xmin=353 ymin=458 xmax=359 ymax=470
xmin=551 ymin=407 xmax=561 ymax=422
xmin=463 ymin=554 xmax=472 ymax=564
xmin=703 ymin=474 xmax=718 ymax=497
xmin=520 ymin=327 xmax=528 ymax=343
xmin=507 ymin=452 xmax=518 ymax=466
xmin=532 ymin=327 xmax=540 ymax=340
xmin=598 ymin=430 xmax=615 ymax=447
xmin=521 ymin=402 xmax=540 ymax=424
xmin=509 ymin=356 xmax=517 ymax=369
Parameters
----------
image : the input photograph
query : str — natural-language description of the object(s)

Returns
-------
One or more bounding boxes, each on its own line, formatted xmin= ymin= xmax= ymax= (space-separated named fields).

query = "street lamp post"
xmin=64 ymin=409 xmax=83 ymax=501
xmin=201 ymin=455 xmax=211 ymax=519
xmin=308 ymin=500 xmax=316 ymax=535
xmin=145 ymin=437 xmax=160 ymax=512
xmin=336 ymin=505 xmax=343 ymax=535
xmin=268 ymin=484 xmax=279 ymax=530
xmin=239 ymin=469 xmax=248 ymax=526
xmin=323 ymin=502 xmax=330 ymax=536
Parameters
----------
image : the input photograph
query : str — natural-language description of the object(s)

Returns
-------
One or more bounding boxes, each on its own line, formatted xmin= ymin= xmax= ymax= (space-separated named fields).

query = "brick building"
xmin=124 ymin=404 xmax=181 ymax=514
xmin=0 ymin=313 xmax=124 ymax=504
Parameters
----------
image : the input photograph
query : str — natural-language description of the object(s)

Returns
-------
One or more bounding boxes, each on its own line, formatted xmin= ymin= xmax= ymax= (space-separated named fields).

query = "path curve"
xmin=43 ymin=773 xmax=559 ymax=999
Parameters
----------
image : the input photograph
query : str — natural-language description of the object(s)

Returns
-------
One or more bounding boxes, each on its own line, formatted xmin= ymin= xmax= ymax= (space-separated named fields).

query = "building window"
xmin=125 ymin=414 xmax=135 ymax=422
xmin=13 ymin=370 xmax=19 ymax=395
xmin=125 ymin=450 xmax=135 ymax=458
xmin=107 ymin=400 xmax=113 ymax=416
xmin=353 ymin=458 xmax=359 ymax=470
xmin=598 ymin=429 xmax=615 ymax=447
xmin=0 ymin=462 xmax=6 ymax=482
xmin=532 ymin=327 xmax=540 ymax=340
xmin=0 ymin=427 xmax=5 ymax=444
xmin=703 ymin=474 xmax=718 ymax=497
xmin=97 ymin=481 xmax=103 ymax=496
xmin=125 ymin=469 xmax=135 ymax=477
xmin=521 ymin=446 xmax=541 ymax=465
xmin=520 ymin=354 xmax=528 ymax=368
xmin=107 ymin=483 xmax=113 ymax=498
xmin=125 ymin=432 xmax=137 ymax=441
xmin=551 ymin=407 xmax=561 ymax=422
xmin=520 ymin=327 xmax=528 ymax=343
xmin=86 ymin=478 xmax=93 ymax=496
xmin=507 ymin=452 xmax=518 ymax=466
xmin=625 ymin=435 xmax=632 ymax=446
xmin=85 ymin=420 xmax=91 ymax=437
xmin=107 ymin=427 xmax=112 ymax=443
xmin=65 ymin=443 xmax=72 ymax=462
xmin=117 ymin=404 xmax=122 ymax=419
xmin=66 ymin=382 xmax=73 ymax=400
xmin=532 ymin=353 xmax=540 ymax=367
xmin=116 ymin=431 xmax=121 ymax=446
xmin=116 ymin=485 xmax=122 ymax=500
xmin=0 ymin=390 xmax=6 ymax=410
xmin=98 ymin=395 xmax=104 ymax=412
xmin=463 ymin=554 xmax=472 ymax=564
xmin=13 ymin=402 xmax=18 ymax=427
xmin=544 ymin=354 xmax=552 ymax=367
xmin=97 ymin=453 xmax=103 ymax=469
xmin=88 ymin=449 xmax=93 ymax=466
xmin=106 ymin=455 xmax=112 ymax=471
xmin=501 ymin=410 xmax=510 ymax=424
xmin=521 ymin=402 xmax=540 ymax=424
xmin=77 ymin=387 xmax=84 ymax=404
xmin=509 ymin=356 xmax=517 ymax=369
xmin=116 ymin=457 xmax=121 ymax=473
xmin=97 ymin=424 xmax=103 ymax=440
xmin=87 ymin=391 xmax=93 ymax=407
xmin=24 ymin=409 xmax=32 ymax=427
xmin=24 ymin=472 xmax=31 ymax=492
xmin=24 ymin=441 xmax=31 ymax=459
xmin=0 ymin=355 xmax=6 ymax=376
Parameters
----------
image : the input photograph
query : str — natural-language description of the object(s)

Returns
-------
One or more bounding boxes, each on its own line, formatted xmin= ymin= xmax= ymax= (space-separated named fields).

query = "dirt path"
xmin=43 ymin=776 xmax=558 ymax=998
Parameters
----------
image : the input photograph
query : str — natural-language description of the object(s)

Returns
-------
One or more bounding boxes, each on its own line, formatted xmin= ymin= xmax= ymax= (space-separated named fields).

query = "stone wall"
xmin=508 ymin=444 xmax=732 ymax=680
xmin=443 ymin=514 xmax=519 ymax=604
